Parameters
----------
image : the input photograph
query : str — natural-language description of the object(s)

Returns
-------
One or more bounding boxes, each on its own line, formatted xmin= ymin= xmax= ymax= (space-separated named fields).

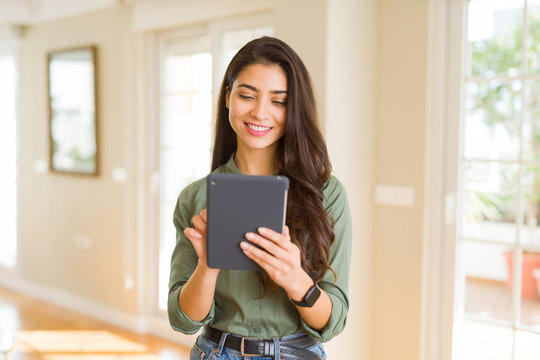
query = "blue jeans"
xmin=190 ymin=332 xmax=327 ymax=360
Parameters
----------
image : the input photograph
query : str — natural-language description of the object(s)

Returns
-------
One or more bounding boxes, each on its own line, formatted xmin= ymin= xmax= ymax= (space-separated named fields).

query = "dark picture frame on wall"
xmin=47 ymin=45 xmax=99 ymax=176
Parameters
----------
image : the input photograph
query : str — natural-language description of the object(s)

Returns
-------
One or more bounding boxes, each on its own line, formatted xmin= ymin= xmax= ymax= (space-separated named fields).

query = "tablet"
xmin=207 ymin=173 xmax=289 ymax=270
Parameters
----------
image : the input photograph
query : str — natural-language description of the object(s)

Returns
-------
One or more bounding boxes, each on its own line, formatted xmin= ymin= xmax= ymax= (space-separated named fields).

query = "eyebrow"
xmin=237 ymin=83 xmax=287 ymax=94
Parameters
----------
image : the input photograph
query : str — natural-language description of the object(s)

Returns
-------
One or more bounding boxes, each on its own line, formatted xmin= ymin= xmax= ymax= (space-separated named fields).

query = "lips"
xmin=244 ymin=122 xmax=273 ymax=136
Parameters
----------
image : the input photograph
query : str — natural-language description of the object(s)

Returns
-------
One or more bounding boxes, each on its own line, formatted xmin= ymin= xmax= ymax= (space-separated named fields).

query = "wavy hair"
xmin=211 ymin=36 xmax=335 ymax=286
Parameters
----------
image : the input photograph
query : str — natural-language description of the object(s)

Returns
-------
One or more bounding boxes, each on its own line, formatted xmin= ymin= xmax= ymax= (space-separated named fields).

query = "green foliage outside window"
xmin=467 ymin=10 xmax=540 ymax=224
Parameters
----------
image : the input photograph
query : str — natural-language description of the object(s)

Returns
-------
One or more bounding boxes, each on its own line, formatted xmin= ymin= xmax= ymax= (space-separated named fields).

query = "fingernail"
xmin=185 ymin=228 xmax=201 ymax=238
xmin=258 ymin=227 xmax=268 ymax=235
xmin=245 ymin=232 xmax=255 ymax=240
xmin=240 ymin=242 xmax=249 ymax=249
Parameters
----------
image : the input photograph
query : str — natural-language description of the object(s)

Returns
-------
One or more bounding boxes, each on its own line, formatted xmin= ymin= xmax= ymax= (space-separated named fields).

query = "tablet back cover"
xmin=207 ymin=173 xmax=289 ymax=270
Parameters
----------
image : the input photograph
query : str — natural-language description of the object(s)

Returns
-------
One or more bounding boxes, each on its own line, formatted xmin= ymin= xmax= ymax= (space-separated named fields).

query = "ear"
xmin=225 ymin=86 xmax=230 ymax=109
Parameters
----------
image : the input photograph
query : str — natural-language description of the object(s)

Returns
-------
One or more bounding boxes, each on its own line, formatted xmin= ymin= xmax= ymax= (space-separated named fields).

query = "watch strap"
xmin=289 ymin=271 xmax=321 ymax=308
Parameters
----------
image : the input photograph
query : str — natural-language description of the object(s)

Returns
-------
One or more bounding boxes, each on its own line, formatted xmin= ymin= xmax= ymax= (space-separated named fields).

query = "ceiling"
xmin=0 ymin=0 xmax=127 ymax=27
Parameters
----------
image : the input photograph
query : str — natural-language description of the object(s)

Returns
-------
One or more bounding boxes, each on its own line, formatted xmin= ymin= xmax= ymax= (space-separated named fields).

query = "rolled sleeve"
xmin=299 ymin=281 xmax=349 ymax=342
xmin=299 ymin=176 xmax=352 ymax=342
xmin=167 ymin=179 xmax=212 ymax=334
xmin=167 ymin=282 xmax=216 ymax=334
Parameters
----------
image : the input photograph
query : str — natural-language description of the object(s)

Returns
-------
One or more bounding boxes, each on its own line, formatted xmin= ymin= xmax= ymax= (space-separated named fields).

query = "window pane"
xmin=463 ymin=241 xmax=513 ymax=322
xmin=158 ymin=38 xmax=212 ymax=311
xmin=165 ymin=51 xmax=212 ymax=93
xmin=464 ymin=80 xmax=522 ymax=161
xmin=162 ymin=94 xmax=213 ymax=150
xmin=527 ymin=0 xmax=540 ymax=73
xmin=0 ymin=54 xmax=17 ymax=268
xmin=452 ymin=319 xmax=513 ymax=360
xmin=516 ymin=330 xmax=540 ymax=359
xmin=462 ymin=162 xmax=519 ymax=243
xmin=520 ymin=165 xmax=540 ymax=248
xmin=468 ymin=0 xmax=524 ymax=78
xmin=158 ymin=200 xmax=177 ymax=311
xmin=218 ymin=27 xmax=273 ymax=82
xmin=522 ymin=80 xmax=540 ymax=161
xmin=222 ymin=27 xmax=273 ymax=63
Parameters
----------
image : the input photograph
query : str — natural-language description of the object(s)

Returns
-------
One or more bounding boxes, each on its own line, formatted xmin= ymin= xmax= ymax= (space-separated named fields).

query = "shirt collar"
xmin=223 ymin=152 xmax=281 ymax=175
xmin=224 ymin=153 xmax=243 ymax=175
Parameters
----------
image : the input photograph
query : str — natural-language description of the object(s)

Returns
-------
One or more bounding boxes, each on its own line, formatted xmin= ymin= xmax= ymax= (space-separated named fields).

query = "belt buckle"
xmin=240 ymin=336 xmax=262 ymax=357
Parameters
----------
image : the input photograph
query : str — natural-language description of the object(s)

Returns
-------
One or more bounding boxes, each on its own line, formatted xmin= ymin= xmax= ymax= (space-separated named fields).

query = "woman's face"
xmin=226 ymin=63 xmax=287 ymax=156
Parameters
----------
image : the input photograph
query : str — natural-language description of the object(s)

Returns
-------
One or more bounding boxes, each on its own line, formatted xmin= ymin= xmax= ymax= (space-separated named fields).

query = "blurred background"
xmin=0 ymin=0 xmax=539 ymax=359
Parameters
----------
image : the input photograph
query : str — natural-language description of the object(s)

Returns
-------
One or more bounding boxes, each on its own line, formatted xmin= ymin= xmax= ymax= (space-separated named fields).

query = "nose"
xmin=250 ymin=99 xmax=269 ymax=121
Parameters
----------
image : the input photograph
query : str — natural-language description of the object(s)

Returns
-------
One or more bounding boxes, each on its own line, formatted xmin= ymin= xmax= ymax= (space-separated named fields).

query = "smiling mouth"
xmin=245 ymin=122 xmax=272 ymax=132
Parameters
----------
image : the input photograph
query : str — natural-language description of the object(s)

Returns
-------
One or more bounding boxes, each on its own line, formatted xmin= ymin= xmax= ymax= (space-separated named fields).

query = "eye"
xmin=239 ymin=94 xmax=255 ymax=101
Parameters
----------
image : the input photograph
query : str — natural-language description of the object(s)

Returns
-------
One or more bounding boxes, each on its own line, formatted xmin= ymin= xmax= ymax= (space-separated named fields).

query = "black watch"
xmin=290 ymin=273 xmax=321 ymax=308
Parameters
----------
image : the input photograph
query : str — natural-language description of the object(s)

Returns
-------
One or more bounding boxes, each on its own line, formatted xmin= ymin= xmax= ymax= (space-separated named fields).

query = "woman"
xmin=168 ymin=36 xmax=352 ymax=360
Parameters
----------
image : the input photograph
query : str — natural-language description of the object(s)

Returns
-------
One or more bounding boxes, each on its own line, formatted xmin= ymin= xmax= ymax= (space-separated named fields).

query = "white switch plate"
xmin=112 ymin=167 xmax=127 ymax=182
xmin=73 ymin=233 xmax=92 ymax=250
xmin=34 ymin=159 xmax=48 ymax=173
xmin=124 ymin=277 xmax=134 ymax=291
xmin=374 ymin=184 xmax=415 ymax=208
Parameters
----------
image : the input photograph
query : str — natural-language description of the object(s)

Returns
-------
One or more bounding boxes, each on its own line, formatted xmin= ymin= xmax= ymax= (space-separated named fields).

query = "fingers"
xmin=241 ymin=226 xmax=300 ymax=274
xmin=244 ymin=231 xmax=287 ymax=259
xmin=258 ymin=226 xmax=289 ymax=244
xmin=191 ymin=211 xmax=207 ymax=237
xmin=184 ymin=227 xmax=202 ymax=239
xmin=240 ymin=240 xmax=285 ymax=273
xmin=242 ymin=226 xmax=293 ymax=260
xmin=183 ymin=209 xmax=208 ymax=255
xmin=200 ymin=209 xmax=207 ymax=222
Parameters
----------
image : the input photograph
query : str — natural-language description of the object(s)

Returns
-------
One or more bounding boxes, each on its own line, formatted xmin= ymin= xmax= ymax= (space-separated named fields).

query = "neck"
xmin=235 ymin=146 xmax=277 ymax=176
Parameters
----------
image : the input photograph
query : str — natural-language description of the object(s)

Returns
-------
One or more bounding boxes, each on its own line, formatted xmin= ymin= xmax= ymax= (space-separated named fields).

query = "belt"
xmin=202 ymin=326 xmax=324 ymax=360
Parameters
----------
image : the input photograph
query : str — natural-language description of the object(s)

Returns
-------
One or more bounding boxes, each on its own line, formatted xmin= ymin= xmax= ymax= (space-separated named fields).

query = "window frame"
xmin=147 ymin=13 xmax=273 ymax=320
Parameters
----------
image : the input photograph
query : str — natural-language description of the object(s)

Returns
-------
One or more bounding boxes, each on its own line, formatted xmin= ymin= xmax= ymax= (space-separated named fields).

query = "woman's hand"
xmin=183 ymin=209 xmax=216 ymax=272
xmin=240 ymin=226 xmax=313 ymax=301
xmin=178 ymin=209 xmax=219 ymax=322
xmin=241 ymin=226 xmax=333 ymax=330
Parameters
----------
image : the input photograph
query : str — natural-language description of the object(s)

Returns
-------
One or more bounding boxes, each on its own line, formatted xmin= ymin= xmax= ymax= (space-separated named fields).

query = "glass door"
xmin=452 ymin=1 xmax=540 ymax=358
xmin=155 ymin=25 xmax=274 ymax=312
xmin=157 ymin=35 xmax=213 ymax=311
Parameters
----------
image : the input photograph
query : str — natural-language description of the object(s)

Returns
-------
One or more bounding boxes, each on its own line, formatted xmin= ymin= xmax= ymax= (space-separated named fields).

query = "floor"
xmin=0 ymin=287 xmax=191 ymax=360
xmin=2 ymin=279 xmax=540 ymax=360
xmin=465 ymin=277 xmax=540 ymax=327
xmin=454 ymin=277 xmax=540 ymax=360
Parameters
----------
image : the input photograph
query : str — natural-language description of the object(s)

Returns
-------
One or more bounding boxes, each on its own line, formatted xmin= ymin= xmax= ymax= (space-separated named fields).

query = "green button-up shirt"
xmin=168 ymin=155 xmax=352 ymax=342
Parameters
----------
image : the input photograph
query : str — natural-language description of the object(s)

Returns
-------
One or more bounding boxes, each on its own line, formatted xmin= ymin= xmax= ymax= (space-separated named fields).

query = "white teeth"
xmin=246 ymin=123 xmax=272 ymax=132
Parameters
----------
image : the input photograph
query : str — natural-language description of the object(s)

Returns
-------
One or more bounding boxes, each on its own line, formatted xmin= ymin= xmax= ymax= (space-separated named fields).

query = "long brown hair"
xmin=212 ymin=36 xmax=335 ymax=285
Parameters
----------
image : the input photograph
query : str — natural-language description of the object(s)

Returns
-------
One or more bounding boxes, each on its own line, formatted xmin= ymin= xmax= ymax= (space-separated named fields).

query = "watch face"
xmin=290 ymin=281 xmax=322 ymax=307
xmin=304 ymin=283 xmax=321 ymax=307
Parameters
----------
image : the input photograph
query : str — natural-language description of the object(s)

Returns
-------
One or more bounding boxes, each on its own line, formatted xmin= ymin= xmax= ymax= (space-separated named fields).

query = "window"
xmin=0 ymin=51 xmax=18 ymax=268
xmin=157 ymin=34 xmax=213 ymax=311
xmin=155 ymin=23 xmax=272 ymax=312
xmin=452 ymin=0 xmax=540 ymax=358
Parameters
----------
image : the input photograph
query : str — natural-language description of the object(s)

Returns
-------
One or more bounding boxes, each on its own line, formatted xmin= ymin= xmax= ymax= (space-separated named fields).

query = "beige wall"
xmin=372 ymin=0 xmax=430 ymax=359
xmin=6 ymin=0 xmax=437 ymax=359
xmin=18 ymin=7 xmax=136 ymax=312
xmin=324 ymin=1 xmax=375 ymax=359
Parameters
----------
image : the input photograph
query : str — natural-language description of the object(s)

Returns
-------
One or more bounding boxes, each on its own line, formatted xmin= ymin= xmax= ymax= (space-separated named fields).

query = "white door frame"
xmin=0 ymin=26 xmax=22 ymax=273
xmin=420 ymin=0 xmax=467 ymax=359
